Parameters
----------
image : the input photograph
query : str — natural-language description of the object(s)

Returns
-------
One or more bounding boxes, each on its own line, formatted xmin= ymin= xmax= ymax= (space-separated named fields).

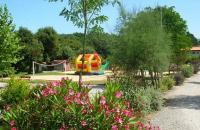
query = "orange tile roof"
xmin=191 ymin=47 xmax=200 ymax=51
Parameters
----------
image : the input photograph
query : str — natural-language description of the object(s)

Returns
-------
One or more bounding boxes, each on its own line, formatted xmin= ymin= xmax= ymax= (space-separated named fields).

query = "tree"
xmin=87 ymin=29 xmax=116 ymax=58
xmin=0 ymin=5 xmax=21 ymax=76
xmin=36 ymin=27 xmax=58 ymax=62
xmin=16 ymin=27 xmax=43 ymax=73
xmin=49 ymin=0 xmax=120 ymax=86
xmin=187 ymin=32 xmax=200 ymax=46
xmin=112 ymin=8 xmax=172 ymax=86
xmin=153 ymin=6 xmax=192 ymax=67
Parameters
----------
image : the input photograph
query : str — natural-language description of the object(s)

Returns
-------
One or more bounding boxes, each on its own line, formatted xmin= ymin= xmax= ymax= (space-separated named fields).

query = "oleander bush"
xmin=2 ymin=78 xmax=159 ymax=130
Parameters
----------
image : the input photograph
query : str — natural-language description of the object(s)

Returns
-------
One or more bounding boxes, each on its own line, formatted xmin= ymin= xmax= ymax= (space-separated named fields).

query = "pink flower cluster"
xmin=137 ymin=122 xmax=160 ymax=130
xmin=64 ymin=88 xmax=91 ymax=107
xmin=51 ymin=81 xmax=60 ymax=87
xmin=9 ymin=120 xmax=17 ymax=130
xmin=41 ymin=87 xmax=58 ymax=97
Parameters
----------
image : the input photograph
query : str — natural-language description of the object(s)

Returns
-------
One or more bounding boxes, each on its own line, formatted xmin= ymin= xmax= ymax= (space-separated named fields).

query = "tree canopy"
xmin=36 ymin=27 xmax=58 ymax=62
xmin=153 ymin=6 xmax=192 ymax=66
xmin=0 ymin=5 xmax=21 ymax=76
xmin=112 ymin=7 xmax=172 ymax=85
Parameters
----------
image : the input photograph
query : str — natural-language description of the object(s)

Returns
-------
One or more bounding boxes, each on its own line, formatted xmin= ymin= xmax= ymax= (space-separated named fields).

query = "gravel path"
xmin=151 ymin=72 xmax=200 ymax=130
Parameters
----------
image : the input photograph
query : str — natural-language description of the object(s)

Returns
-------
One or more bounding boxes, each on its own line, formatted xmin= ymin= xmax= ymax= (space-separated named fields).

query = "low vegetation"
xmin=1 ymin=78 xmax=160 ymax=130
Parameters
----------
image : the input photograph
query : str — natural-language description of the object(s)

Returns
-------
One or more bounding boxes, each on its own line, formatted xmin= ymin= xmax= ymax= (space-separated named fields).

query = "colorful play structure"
xmin=75 ymin=53 xmax=109 ymax=74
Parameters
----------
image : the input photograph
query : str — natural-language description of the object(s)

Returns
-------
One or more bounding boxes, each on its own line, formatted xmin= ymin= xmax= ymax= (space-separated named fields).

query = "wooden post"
xmin=32 ymin=61 xmax=35 ymax=78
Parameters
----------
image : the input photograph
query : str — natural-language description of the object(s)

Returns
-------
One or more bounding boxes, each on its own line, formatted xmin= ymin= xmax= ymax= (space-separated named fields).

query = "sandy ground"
xmin=151 ymin=72 xmax=200 ymax=130
xmin=31 ymin=71 xmax=112 ymax=83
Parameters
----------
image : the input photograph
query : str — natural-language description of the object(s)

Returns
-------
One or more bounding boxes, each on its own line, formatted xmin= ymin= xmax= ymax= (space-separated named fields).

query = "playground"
xmin=30 ymin=53 xmax=111 ymax=84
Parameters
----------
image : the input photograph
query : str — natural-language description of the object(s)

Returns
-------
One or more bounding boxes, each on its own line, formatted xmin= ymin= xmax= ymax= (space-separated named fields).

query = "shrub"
xmin=0 ymin=77 xmax=30 ymax=108
xmin=173 ymin=72 xmax=185 ymax=85
xmin=181 ymin=64 xmax=194 ymax=78
xmin=122 ymin=86 xmax=163 ymax=115
xmin=2 ymin=79 xmax=159 ymax=130
xmin=145 ymin=87 xmax=163 ymax=111
xmin=159 ymin=76 xmax=175 ymax=92
xmin=113 ymin=75 xmax=163 ymax=115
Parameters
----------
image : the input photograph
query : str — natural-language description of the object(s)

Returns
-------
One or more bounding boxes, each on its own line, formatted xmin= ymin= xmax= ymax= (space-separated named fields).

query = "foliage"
xmin=112 ymin=7 xmax=171 ymax=86
xmin=49 ymin=0 xmax=120 ymax=85
xmin=187 ymin=32 xmax=200 ymax=46
xmin=122 ymin=85 xmax=163 ymax=115
xmin=112 ymin=74 xmax=163 ymax=115
xmin=36 ymin=27 xmax=58 ymax=62
xmin=0 ymin=77 xmax=30 ymax=108
xmin=0 ymin=5 xmax=21 ymax=76
xmin=2 ymin=79 xmax=159 ymax=130
xmin=159 ymin=76 xmax=175 ymax=92
xmin=88 ymin=31 xmax=118 ymax=58
xmin=173 ymin=72 xmax=185 ymax=85
xmin=153 ymin=6 xmax=192 ymax=66
xmin=15 ymin=27 xmax=44 ymax=73
xmin=181 ymin=64 xmax=194 ymax=78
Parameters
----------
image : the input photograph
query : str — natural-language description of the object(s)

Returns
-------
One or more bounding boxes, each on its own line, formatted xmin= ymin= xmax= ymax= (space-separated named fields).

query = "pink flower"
xmin=82 ymin=109 xmax=87 ymax=115
xmin=115 ymin=91 xmax=122 ymax=99
xmin=124 ymin=125 xmax=130 ymax=130
xmin=68 ymin=89 xmax=74 ymax=96
xmin=114 ymin=116 xmax=123 ymax=124
xmin=112 ymin=125 xmax=118 ymax=130
xmin=106 ymin=110 xmax=111 ymax=116
xmin=9 ymin=120 xmax=15 ymax=126
xmin=52 ymin=81 xmax=60 ymax=87
xmin=41 ymin=90 xmax=48 ymax=97
xmin=76 ymin=92 xmax=81 ymax=98
xmin=81 ymin=120 xmax=87 ymax=126
xmin=100 ymin=96 xmax=106 ymax=106
xmin=122 ymin=110 xmax=132 ymax=117
xmin=41 ymin=87 xmax=58 ymax=97
xmin=75 ymin=98 xmax=81 ymax=105
xmin=11 ymin=127 xmax=17 ymax=130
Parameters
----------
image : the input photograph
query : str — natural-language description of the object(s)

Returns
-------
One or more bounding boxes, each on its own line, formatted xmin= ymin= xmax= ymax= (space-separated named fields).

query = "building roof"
xmin=191 ymin=47 xmax=200 ymax=51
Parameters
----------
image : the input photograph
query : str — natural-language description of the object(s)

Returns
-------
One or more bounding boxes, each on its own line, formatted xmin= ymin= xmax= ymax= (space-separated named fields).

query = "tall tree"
xmin=36 ymin=27 xmax=58 ymax=62
xmin=16 ymin=27 xmax=43 ymax=73
xmin=48 ymin=0 xmax=120 ymax=86
xmin=112 ymin=8 xmax=172 ymax=86
xmin=0 ymin=5 xmax=21 ymax=76
xmin=153 ymin=6 xmax=192 ymax=66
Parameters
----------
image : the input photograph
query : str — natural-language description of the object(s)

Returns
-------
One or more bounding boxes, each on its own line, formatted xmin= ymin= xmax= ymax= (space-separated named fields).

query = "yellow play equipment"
xmin=75 ymin=53 xmax=102 ymax=73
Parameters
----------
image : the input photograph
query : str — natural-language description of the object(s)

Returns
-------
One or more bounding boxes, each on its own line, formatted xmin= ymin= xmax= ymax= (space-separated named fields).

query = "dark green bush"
xmin=159 ymin=76 xmax=175 ymax=92
xmin=0 ymin=77 xmax=30 ymax=107
xmin=173 ymin=72 xmax=185 ymax=85
xmin=181 ymin=64 xmax=194 ymax=78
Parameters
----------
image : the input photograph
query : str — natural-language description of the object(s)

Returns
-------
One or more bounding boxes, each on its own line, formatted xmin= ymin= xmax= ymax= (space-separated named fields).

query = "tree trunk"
xmin=79 ymin=0 xmax=87 ymax=87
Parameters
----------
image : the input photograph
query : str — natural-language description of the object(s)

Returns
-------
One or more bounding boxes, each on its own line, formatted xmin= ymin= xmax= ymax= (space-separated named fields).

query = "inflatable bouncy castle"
xmin=75 ymin=53 xmax=102 ymax=73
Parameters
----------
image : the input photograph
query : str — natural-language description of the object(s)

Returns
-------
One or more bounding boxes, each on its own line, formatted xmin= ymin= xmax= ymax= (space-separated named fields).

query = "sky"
xmin=0 ymin=0 xmax=199 ymax=38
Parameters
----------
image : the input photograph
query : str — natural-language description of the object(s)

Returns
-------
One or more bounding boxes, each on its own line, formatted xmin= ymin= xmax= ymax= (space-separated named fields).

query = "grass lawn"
xmin=28 ymin=71 xmax=66 ymax=76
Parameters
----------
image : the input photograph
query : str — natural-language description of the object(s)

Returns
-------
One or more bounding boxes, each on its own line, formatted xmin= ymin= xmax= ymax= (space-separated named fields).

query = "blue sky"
xmin=0 ymin=0 xmax=199 ymax=38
